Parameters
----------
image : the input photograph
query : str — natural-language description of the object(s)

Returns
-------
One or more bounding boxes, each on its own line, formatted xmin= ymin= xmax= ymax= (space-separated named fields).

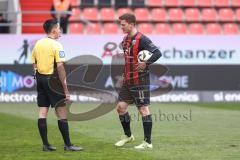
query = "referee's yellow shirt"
xmin=31 ymin=37 xmax=65 ymax=75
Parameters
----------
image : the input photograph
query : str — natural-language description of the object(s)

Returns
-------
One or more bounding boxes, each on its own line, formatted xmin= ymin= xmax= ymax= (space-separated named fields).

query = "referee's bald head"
xmin=43 ymin=19 xmax=59 ymax=34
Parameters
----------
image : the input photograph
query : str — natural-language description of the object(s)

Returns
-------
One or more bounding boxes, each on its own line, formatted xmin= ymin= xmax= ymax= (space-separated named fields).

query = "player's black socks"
xmin=119 ymin=112 xmax=132 ymax=137
xmin=38 ymin=118 xmax=49 ymax=146
xmin=142 ymin=115 xmax=152 ymax=144
xmin=58 ymin=119 xmax=72 ymax=146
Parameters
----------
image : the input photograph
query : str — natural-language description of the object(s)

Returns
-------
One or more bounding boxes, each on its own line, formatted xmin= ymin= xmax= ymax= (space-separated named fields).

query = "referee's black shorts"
xmin=36 ymin=72 xmax=66 ymax=108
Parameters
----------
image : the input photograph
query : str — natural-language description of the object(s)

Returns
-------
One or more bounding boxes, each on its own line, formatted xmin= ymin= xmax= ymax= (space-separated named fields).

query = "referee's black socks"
xmin=38 ymin=118 xmax=49 ymax=146
xmin=58 ymin=119 xmax=72 ymax=146
xmin=142 ymin=115 xmax=152 ymax=144
xmin=119 ymin=112 xmax=132 ymax=137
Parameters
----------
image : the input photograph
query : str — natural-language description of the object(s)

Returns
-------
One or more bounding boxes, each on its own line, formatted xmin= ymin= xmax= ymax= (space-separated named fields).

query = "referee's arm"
xmin=31 ymin=48 xmax=37 ymax=78
xmin=55 ymin=43 xmax=70 ymax=100
xmin=32 ymin=63 xmax=37 ymax=78
xmin=57 ymin=62 xmax=69 ymax=96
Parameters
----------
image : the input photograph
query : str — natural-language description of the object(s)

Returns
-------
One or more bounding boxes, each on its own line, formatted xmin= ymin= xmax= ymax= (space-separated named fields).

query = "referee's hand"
xmin=64 ymin=90 xmax=70 ymax=101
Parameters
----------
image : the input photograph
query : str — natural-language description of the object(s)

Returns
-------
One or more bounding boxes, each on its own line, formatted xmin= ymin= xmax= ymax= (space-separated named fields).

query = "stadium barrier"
xmin=0 ymin=65 xmax=239 ymax=103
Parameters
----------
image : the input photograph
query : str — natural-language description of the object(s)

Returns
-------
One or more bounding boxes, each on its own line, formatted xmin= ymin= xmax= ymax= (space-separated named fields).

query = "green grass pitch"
xmin=0 ymin=102 xmax=240 ymax=160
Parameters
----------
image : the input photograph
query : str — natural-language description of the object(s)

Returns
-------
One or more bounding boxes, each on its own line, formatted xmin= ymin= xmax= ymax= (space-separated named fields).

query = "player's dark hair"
xmin=119 ymin=13 xmax=136 ymax=25
xmin=43 ymin=19 xmax=59 ymax=34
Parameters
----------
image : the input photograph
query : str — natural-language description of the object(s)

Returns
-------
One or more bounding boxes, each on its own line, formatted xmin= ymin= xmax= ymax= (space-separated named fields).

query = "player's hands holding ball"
xmin=136 ymin=62 xmax=146 ymax=72
xmin=136 ymin=50 xmax=152 ymax=72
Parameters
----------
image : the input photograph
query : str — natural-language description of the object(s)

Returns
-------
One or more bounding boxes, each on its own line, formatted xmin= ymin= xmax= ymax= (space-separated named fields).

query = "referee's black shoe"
xmin=42 ymin=145 xmax=57 ymax=151
xmin=64 ymin=145 xmax=83 ymax=151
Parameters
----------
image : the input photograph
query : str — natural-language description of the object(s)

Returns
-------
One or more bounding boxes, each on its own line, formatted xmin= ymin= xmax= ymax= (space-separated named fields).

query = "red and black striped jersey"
xmin=122 ymin=32 xmax=158 ymax=86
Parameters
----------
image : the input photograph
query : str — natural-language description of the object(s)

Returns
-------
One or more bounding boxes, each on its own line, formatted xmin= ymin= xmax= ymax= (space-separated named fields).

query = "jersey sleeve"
xmin=139 ymin=36 xmax=158 ymax=53
xmin=54 ymin=42 xmax=65 ymax=63
xmin=31 ymin=47 xmax=36 ymax=64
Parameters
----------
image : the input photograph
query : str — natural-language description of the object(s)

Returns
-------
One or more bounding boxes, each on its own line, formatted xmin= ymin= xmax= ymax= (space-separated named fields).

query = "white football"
xmin=138 ymin=50 xmax=152 ymax=62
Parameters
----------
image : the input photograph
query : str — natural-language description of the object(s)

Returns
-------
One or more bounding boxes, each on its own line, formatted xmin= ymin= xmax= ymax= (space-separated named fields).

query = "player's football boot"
xmin=115 ymin=135 xmax=134 ymax=147
xmin=42 ymin=145 xmax=57 ymax=151
xmin=64 ymin=145 xmax=83 ymax=151
xmin=134 ymin=141 xmax=153 ymax=150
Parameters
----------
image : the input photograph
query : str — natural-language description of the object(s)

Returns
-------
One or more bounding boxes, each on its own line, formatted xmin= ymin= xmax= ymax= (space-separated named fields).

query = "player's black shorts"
xmin=36 ymin=72 xmax=66 ymax=108
xmin=118 ymin=75 xmax=150 ymax=107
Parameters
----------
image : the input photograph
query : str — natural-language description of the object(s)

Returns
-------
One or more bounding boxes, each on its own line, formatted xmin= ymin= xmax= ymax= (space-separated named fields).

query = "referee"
xmin=31 ymin=19 xmax=82 ymax=151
